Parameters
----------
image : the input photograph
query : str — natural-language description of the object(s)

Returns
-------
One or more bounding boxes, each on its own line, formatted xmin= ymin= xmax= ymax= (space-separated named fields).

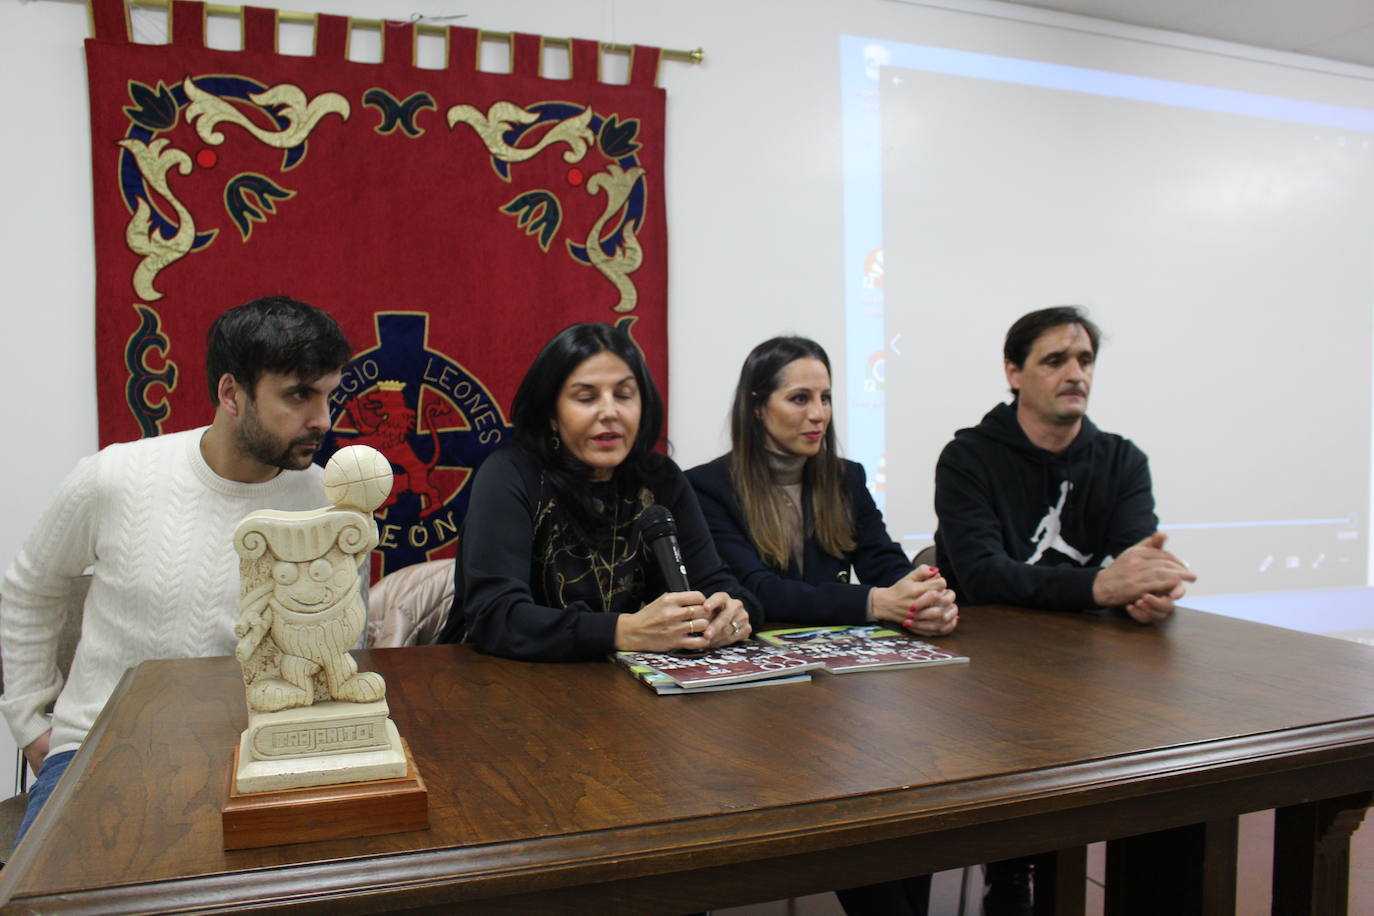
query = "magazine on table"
xmin=618 ymin=661 xmax=814 ymax=695
xmin=613 ymin=642 xmax=823 ymax=691
xmin=756 ymin=624 xmax=969 ymax=674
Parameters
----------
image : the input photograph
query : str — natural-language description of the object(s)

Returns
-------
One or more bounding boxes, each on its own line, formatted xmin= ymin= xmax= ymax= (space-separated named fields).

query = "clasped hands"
xmin=1092 ymin=532 xmax=1197 ymax=624
xmin=872 ymin=565 xmax=959 ymax=637
xmin=614 ymin=590 xmax=752 ymax=652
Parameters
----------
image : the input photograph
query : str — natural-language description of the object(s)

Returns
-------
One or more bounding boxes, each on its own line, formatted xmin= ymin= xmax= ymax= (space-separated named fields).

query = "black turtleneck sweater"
xmin=933 ymin=401 xmax=1157 ymax=611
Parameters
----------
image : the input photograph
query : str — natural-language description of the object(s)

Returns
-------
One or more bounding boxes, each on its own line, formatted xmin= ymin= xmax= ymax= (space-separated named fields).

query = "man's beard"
xmin=236 ymin=403 xmax=322 ymax=471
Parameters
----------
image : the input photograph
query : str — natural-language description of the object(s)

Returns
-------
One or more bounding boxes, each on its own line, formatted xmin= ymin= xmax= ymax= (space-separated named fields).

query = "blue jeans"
xmin=13 ymin=749 xmax=76 ymax=852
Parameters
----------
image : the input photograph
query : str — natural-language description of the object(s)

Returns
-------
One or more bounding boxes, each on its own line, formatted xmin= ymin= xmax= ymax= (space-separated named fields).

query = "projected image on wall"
xmin=841 ymin=36 xmax=1374 ymax=605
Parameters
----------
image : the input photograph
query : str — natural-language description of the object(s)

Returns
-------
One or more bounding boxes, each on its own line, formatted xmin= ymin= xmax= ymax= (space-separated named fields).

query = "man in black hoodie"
xmin=934 ymin=306 xmax=1197 ymax=916
xmin=934 ymin=306 xmax=1194 ymax=623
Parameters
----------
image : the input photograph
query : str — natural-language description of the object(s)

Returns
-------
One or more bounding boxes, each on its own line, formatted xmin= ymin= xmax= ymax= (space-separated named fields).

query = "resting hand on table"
xmin=696 ymin=592 xmax=752 ymax=648
xmin=614 ymin=590 xmax=751 ymax=652
xmin=1093 ymin=533 xmax=1195 ymax=624
xmin=1122 ymin=581 xmax=1188 ymax=625
xmin=872 ymin=565 xmax=959 ymax=637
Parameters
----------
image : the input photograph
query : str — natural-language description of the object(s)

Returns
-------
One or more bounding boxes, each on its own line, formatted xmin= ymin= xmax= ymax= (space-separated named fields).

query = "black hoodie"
xmin=933 ymin=401 xmax=1156 ymax=611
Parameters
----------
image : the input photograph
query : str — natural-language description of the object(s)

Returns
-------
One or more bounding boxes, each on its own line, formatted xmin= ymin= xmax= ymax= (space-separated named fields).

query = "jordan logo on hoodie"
xmin=1026 ymin=480 xmax=1090 ymax=565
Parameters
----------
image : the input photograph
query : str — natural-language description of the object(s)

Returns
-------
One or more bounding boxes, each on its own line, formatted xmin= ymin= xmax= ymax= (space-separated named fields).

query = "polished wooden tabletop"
xmin=3 ymin=605 xmax=1374 ymax=914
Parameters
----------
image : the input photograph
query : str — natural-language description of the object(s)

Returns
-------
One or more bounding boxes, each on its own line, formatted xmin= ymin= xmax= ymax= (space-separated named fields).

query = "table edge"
xmin=5 ymin=714 xmax=1374 ymax=915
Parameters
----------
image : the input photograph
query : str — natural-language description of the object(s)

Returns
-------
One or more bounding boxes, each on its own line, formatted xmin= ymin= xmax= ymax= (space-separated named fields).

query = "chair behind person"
xmin=366 ymin=559 xmax=455 ymax=647
xmin=0 ymin=573 xmax=89 ymax=852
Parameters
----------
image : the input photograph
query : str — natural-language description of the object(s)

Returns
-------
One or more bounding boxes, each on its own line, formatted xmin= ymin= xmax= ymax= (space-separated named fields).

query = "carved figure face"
xmin=270 ymin=554 xmax=356 ymax=611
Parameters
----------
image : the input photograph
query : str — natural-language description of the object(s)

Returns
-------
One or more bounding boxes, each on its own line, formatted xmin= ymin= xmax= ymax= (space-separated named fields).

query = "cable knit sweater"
xmin=0 ymin=427 xmax=327 ymax=755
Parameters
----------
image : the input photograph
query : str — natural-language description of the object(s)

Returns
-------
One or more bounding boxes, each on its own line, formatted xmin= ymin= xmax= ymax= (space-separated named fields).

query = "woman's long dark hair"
xmin=511 ymin=322 xmax=667 ymax=542
xmin=729 ymin=336 xmax=854 ymax=569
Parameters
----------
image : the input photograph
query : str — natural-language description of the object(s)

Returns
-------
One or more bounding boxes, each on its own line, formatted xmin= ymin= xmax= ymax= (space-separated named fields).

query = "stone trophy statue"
xmin=230 ymin=445 xmax=408 ymax=794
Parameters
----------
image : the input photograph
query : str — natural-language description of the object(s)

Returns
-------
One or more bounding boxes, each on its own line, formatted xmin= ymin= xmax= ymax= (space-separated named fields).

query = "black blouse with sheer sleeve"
xmin=445 ymin=447 xmax=758 ymax=661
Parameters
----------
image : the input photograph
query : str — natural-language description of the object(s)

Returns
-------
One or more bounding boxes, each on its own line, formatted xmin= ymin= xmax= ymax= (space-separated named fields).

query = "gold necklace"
xmin=591 ymin=491 xmax=622 ymax=613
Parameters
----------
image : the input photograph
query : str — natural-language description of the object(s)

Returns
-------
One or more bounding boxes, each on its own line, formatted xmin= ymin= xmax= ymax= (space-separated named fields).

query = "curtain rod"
xmin=115 ymin=0 xmax=705 ymax=63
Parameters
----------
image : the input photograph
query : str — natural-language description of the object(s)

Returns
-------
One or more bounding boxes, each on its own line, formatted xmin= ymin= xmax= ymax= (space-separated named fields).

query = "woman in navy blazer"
xmin=686 ymin=336 xmax=958 ymax=635
xmin=686 ymin=336 xmax=958 ymax=916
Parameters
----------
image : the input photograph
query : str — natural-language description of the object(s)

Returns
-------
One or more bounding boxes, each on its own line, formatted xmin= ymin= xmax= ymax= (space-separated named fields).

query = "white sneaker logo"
xmin=1026 ymin=480 xmax=1090 ymax=565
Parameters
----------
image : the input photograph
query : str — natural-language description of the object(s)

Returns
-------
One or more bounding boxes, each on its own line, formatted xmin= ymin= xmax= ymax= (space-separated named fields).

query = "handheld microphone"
xmin=637 ymin=504 xmax=691 ymax=593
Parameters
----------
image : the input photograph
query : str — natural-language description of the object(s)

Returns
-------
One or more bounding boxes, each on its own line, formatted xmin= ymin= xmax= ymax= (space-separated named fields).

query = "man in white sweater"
xmin=0 ymin=295 xmax=353 ymax=846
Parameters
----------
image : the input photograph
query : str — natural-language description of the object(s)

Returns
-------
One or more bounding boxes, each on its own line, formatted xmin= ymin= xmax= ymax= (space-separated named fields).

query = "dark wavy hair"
xmin=204 ymin=295 xmax=352 ymax=404
xmin=511 ymin=322 xmax=667 ymax=540
xmin=729 ymin=336 xmax=854 ymax=568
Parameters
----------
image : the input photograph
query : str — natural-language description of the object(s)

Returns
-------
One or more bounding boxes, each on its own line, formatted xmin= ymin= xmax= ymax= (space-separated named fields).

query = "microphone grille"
xmin=637 ymin=504 xmax=677 ymax=541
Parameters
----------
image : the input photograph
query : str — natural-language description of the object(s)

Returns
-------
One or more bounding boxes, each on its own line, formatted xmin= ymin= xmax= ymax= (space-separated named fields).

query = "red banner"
xmin=86 ymin=0 xmax=668 ymax=574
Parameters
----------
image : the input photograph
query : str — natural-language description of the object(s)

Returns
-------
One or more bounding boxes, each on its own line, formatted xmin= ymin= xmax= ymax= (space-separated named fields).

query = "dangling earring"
xmin=550 ymin=435 xmax=561 ymax=452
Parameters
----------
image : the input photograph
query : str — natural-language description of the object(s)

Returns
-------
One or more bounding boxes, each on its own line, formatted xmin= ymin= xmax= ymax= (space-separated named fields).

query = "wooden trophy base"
xmin=222 ymin=738 xmax=427 ymax=850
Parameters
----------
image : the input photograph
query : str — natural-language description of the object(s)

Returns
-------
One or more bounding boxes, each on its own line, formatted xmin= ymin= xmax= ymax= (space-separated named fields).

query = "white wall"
xmin=2 ymin=0 xmax=101 ymax=574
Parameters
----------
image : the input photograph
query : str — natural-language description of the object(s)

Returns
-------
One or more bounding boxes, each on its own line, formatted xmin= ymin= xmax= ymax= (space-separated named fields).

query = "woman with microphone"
xmin=441 ymin=322 xmax=755 ymax=659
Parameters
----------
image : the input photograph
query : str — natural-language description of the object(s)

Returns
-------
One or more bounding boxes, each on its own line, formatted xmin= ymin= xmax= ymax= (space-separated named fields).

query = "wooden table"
xmin=2 ymin=605 xmax=1373 ymax=915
